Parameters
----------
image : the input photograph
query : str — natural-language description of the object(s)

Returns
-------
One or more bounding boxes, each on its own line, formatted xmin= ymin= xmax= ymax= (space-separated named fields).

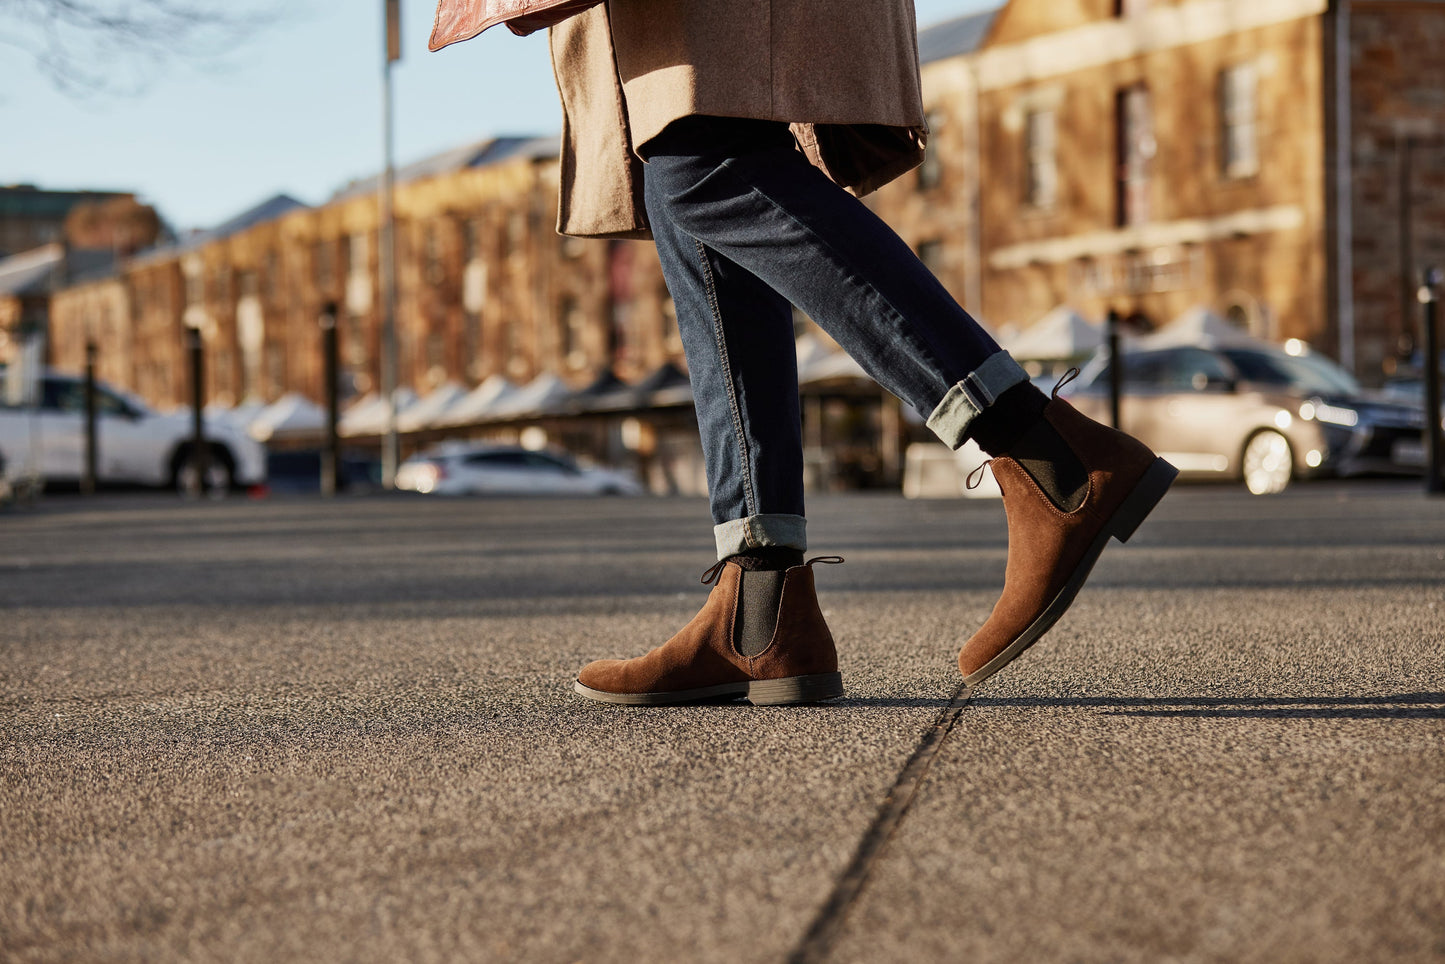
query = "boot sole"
xmin=573 ymin=672 xmax=844 ymax=707
xmin=963 ymin=456 xmax=1178 ymax=689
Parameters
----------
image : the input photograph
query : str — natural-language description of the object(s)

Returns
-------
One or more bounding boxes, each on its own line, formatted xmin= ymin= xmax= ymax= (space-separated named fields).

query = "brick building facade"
xmin=872 ymin=0 xmax=1445 ymax=381
xmin=38 ymin=0 xmax=1445 ymax=462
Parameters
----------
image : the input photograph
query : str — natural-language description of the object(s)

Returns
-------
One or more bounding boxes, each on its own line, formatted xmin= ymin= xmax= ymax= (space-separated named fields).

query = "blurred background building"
xmin=3 ymin=0 xmax=1443 ymax=490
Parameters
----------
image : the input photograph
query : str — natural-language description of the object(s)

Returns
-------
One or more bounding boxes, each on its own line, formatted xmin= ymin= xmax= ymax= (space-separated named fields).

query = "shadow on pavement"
xmin=967 ymin=692 xmax=1445 ymax=719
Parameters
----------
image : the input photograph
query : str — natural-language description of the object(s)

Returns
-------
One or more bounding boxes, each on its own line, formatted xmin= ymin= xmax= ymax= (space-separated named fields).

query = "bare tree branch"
xmin=2 ymin=0 xmax=280 ymax=96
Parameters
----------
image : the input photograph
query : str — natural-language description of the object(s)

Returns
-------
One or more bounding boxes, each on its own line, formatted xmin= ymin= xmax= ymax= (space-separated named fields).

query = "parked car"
xmin=1060 ymin=343 xmax=1427 ymax=494
xmin=264 ymin=449 xmax=380 ymax=495
xmin=0 ymin=368 xmax=267 ymax=492
xmin=396 ymin=442 xmax=644 ymax=496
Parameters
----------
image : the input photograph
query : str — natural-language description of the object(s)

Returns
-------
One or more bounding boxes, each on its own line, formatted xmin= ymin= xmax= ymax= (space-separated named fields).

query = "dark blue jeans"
xmin=642 ymin=116 xmax=1027 ymax=558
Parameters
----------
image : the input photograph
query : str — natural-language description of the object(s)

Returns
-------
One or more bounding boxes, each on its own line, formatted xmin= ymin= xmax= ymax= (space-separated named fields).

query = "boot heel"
xmin=748 ymin=672 xmax=844 ymax=705
xmin=1109 ymin=457 xmax=1178 ymax=543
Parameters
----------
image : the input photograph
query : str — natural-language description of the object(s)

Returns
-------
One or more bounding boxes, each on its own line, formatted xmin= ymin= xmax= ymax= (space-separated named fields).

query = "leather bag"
xmin=429 ymin=0 xmax=604 ymax=50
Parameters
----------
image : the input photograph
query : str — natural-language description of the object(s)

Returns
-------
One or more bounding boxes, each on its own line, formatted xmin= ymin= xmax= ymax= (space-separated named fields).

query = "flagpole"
xmin=379 ymin=0 xmax=401 ymax=488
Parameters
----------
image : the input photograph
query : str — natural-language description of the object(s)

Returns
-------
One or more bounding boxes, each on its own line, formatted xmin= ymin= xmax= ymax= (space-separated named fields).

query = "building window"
xmin=464 ymin=310 xmax=483 ymax=378
xmin=426 ymin=329 xmax=447 ymax=372
xmin=465 ymin=220 xmax=484 ymax=263
xmin=211 ymin=266 xmax=231 ymax=304
xmin=348 ymin=232 xmax=369 ymax=276
xmin=424 ymin=223 xmax=444 ymax=285
xmin=315 ymin=241 xmax=335 ymax=289
xmin=918 ymin=111 xmax=944 ymax=192
xmin=917 ymin=240 xmax=944 ymax=275
xmin=661 ymin=288 xmax=682 ymax=353
xmin=559 ymin=296 xmax=586 ymax=368
xmin=265 ymin=341 xmax=286 ymax=394
xmin=264 ymin=251 xmax=280 ymax=302
xmin=1220 ymin=63 xmax=1259 ymax=179
xmin=1115 ymin=84 xmax=1154 ymax=227
xmin=184 ymin=270 xmax=204 ymax=308
xmin=345 ymin=313 xmax=367 ymax=367
xmin=610 ymin=301 xmax=633 ymax=367
xmin=505 ymin=212 xmax=527 ymax=258
xmin=1024 ymin=109 xmax=1058 ymax=209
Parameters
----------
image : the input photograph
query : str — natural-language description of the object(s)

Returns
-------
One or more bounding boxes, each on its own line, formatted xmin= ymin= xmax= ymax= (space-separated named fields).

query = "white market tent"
xmin=1004 ymin=305 xmax=1102 ymax=362
xmin=437 ymin=375 xmax=520 ymax=426
xmin=397 ymin=381 xmax=467 ymax=432
xmin=339 ymin=387 xmax=418 ymax=437
xmin=247 ymin=393 xmax=327 ymax=442
xmin=794 ymin=332 xmax=835 ymax=373
xmin=489 ymin=372 xmax=573 ymax=417
xmin=794 ymin=332 xmax=870 ymax=385
xmin=1136 ymin=305 xmax=1270 ymax=350
xmin=799 ymin=349 xmax=869 ymax=385
xmin=206 ymin=398 xmax=267 ymax=433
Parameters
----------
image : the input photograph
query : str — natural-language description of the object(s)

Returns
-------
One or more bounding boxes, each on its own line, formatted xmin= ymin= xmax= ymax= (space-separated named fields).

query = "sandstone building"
xmin=873 ymin=0 xmax=1445 ymax=380
xmin=21 ymin=0 xmax=1445 ymax=487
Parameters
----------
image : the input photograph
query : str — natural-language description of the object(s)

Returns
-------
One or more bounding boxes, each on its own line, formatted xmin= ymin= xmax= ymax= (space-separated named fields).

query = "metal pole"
xmin=82 ymin=340 xmax=97 ymax=496
xmin=321 ymin=302 xmax=341 ymax=497
xmin=1107 ymin=308 xmax=1123 ymax=430
xmin=379 ymin=0 xmax=401 ymax=489
xmin=187 ymin=326 xmax=209 ymax=498
xmin=1420 ymin=268 xmax=1444 ymax=496
xmin=1399 ymin=135 xmax=1415 ymax=357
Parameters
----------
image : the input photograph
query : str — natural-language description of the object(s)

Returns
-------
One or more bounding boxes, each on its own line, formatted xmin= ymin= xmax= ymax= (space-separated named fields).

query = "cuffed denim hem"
xmin=714 ymin=514 xmax=808 ymax=559
xmin=925 ymin=351 xmax=1031 ymax=449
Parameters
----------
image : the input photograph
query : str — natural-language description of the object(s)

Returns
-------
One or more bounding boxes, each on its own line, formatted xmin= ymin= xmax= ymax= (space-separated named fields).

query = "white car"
xmin=396 ymin=442 xmax=644 ymax=496
xmin=0 ymin=369 xmax=267 ymax=492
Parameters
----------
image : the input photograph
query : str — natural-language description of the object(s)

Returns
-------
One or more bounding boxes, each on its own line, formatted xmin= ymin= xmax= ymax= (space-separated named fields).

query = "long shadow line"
xmin=786 ymin=687 xmax=1443 ymax=960
xmin=834 ymin=692 xmax=1445 ymax=719
xmin=968 ymin=692 xmax=1445 ymax=708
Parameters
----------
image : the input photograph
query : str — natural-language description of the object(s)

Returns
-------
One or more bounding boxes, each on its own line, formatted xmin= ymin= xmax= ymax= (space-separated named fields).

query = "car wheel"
xmin=171 ymin=445 xmax=235 ymax=497
xmin=1241 ymin=430 xmax=1293 ymax=495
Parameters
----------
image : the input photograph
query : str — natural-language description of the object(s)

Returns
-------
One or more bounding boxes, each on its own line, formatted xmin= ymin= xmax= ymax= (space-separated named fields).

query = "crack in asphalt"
xmin=788 ymin=682 xmax=973 ymax=963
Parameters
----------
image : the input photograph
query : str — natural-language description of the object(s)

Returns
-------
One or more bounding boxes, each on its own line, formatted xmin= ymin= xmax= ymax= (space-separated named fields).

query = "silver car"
xmin=1060 ymin=343 xmax=1427 ymax=494
xmin=396 ymin=442 xmax=644 ymax=496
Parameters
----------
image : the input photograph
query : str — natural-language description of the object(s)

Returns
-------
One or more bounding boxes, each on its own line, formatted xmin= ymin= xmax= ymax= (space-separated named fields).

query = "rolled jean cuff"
xmin=713 ymin=514 xmax=808 ymax=560
xmin=925 ymin=351 xmax=1030 ymax=449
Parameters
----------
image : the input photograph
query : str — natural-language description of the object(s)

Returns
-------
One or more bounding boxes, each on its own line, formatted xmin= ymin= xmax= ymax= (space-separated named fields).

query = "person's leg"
xmin=642 ymin=116 xmax=1176 ymax=689
xmin=642 ymin=116 xmax=1030 ymax=452
xmin=643 ymin=139 xmax=807 ymax=564
xmin=572 ymin=118 xmax=842 ymax=707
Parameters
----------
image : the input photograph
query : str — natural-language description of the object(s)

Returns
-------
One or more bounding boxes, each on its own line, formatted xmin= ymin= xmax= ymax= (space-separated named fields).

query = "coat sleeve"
xmin=550 ymin=6 xmax=651 ymax=239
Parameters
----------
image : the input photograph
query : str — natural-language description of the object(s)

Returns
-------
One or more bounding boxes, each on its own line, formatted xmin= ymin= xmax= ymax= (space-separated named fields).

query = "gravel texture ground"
xmin=1 ymin=483 xmax=1442 ymax=963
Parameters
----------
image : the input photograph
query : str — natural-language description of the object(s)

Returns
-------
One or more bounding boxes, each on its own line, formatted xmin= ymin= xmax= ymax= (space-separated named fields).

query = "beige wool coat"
xmin=546 ymin=0 xmax=929 ymax=238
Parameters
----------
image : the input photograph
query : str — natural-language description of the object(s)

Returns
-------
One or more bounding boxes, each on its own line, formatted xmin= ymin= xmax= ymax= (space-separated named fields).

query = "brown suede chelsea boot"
xmin=574 ymin=557 xmax=844 ymax=706
xmin=959 ymin=397 xmax=1177 ymax=687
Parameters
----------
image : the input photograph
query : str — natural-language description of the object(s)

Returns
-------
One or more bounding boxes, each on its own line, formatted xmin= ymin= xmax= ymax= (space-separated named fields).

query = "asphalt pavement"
xmin=2 ymin=482 xmax=1442 ymax=963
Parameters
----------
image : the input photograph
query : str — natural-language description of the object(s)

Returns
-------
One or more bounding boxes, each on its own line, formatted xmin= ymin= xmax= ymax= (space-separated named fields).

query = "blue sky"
xmin=1 ymin=1 xmax=993 ymax=234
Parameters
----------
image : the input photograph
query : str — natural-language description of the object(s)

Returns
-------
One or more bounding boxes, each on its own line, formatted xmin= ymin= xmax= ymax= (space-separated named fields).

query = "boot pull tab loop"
xmin=700 ymin=560 xmax=728 ymax=585
xmin=1051 ymin=367 xmax=1081 ymax=399
xmin=966 ymin=460 xmax=994 ymax=490
xmin=805 ymin=555 xmax=845 ymax=567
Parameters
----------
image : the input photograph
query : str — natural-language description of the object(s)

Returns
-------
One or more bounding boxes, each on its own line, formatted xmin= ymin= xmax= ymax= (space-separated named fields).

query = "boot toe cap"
xmin=576 ymin=659 xmax=628 ymax=693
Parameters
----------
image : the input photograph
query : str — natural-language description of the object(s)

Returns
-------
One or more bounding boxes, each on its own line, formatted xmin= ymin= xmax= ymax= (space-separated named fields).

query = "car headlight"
xmin=1299 ymin=401 xmax=1359 ymax=427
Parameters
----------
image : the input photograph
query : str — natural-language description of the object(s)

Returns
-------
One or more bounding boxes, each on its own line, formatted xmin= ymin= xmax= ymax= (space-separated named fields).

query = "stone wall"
xmin=1345 ymin=0 xmax=1445 ymax=377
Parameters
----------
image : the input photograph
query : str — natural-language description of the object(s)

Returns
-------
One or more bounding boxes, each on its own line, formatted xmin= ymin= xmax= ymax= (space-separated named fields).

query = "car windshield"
xmin=1220 ymin=349 xmax=1360 ymax=396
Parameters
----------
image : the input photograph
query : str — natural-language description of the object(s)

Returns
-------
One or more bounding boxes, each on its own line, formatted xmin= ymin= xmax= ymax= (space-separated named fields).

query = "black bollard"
xmin=320 ymin=302 xmax=341 ymax=497
xmin=1420 ymin=268 xmax=1444 ymax=495
xmin=82 ymin=341 xmax=97 ymax=496
xmin=1107 ymin=308 xmax=1123 ymax=430
xmin=187 ymin=326 xmax=209 ymax=498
